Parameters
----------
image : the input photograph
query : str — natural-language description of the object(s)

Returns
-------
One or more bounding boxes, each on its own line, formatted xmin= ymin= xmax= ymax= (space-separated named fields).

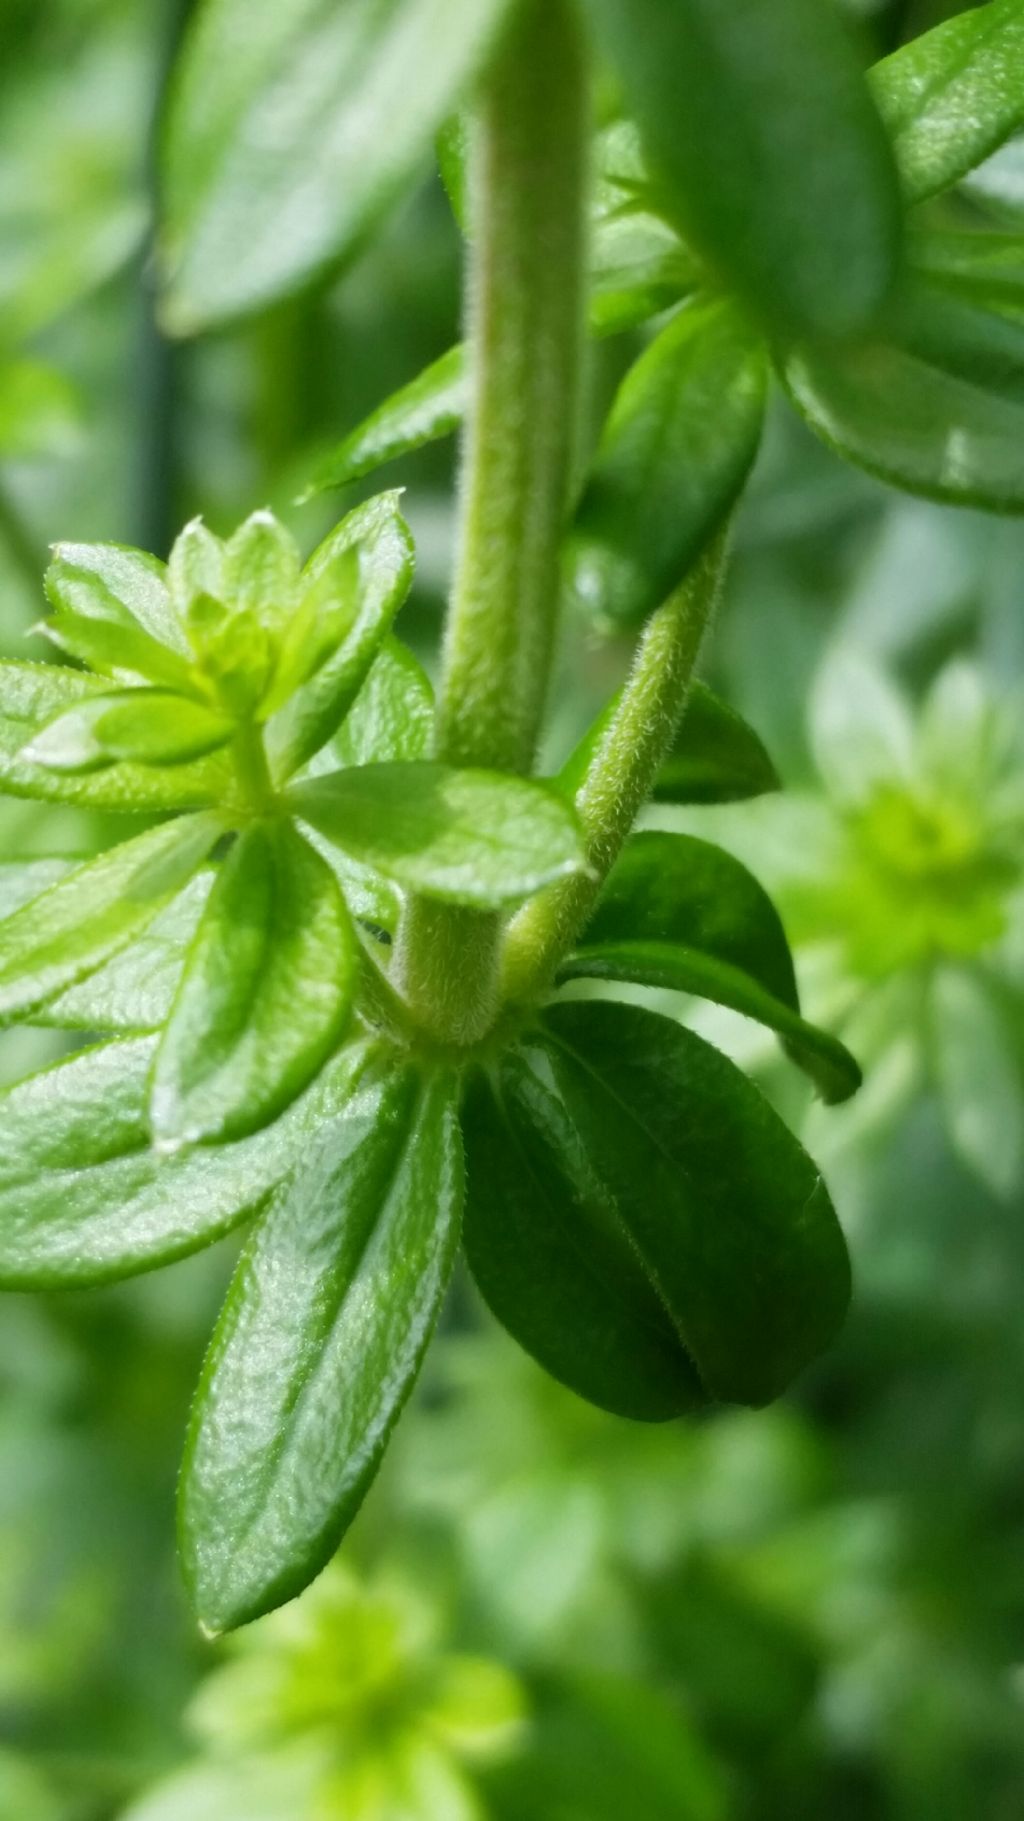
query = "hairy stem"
xmin=397 ymin=0 xmax=589 ymax=1044
xmin=501 ymin=535 xmax=728 ymax=1006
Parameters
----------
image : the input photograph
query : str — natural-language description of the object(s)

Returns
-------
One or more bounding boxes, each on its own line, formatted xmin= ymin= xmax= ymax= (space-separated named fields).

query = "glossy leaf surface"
xmin=568 ymin=300 xmax=766 ymax=625
xmin=463 ymin=1057 xmax=706 ymax=1421
xmin=541 ymin=1001 xmax=851 ymax=1405
xmin=589 ymin=0 xmax=901 ymax=340
xmin=0 ymin=813 xmax=223 ymax=1023
xmin=333 ymin=637 xmax=434 ymax=768
xmin=291 ymin=763 xmax=585 ymax=909
xmin=560 ymin=832 xmax=862 ymax=1104
xmin=23 ymin=689 xmax=234 ymax=774
xmin=151 ymin=823 xmax=356 ymax=1146
xmin=163 ymin=0 xmax=518 ymax=330
xmin=180 ymin=1057 xmax=462 ymax=1633
xmin=871 ymin=0 xmax=1024 ymax=205
xmin=0 ymin=1036 xmax=365 ymax=1288
xmin=301 ymin=344 xmax=467 ymax=498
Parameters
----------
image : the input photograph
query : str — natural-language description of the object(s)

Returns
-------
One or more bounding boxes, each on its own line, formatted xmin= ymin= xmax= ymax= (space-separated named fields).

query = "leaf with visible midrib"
xmin=179 ymin=1057 xmax=462 ymax=1633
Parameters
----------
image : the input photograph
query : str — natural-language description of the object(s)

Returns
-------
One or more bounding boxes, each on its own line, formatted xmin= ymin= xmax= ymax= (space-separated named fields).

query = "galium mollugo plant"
xmin=2 ymin=0 xmax=1024 ymax=1635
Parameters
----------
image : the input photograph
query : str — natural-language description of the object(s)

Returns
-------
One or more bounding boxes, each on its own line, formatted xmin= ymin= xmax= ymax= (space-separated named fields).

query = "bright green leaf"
xmin=300 ymin=344 xmax=467 ymax=499
xmin=46 ymin=539 xmax=188 ymax=654
xmin=0 ymin=812 xmax=224 ymax=1023
xmin=0 ymin=358 xmax=81 ymax=459
xmin=162 ymin=0 xmax=520 ymax=331
xmin=22 ymin=689 xmax=235 ymax=774
xmin=589 ymin=0 xmax=901 ymax=341
xmin=179 ymin=1057 xmax=462 ymax=1632
xmin=290 ymin=762 xmax=586 ymax=909
xmin=43 ymin=551 xmax=194 ymax=688
xmin=541 ymin=1000 xmax=851 ymax=1405
xmin=266 ymin=495 xmax=414 ymax=778
xmin=0 ymin=1035 xmax=365 ymax=1288
xmin=151 ymin=823 xmax=356 ymax=1146
xmin=871 ymin=0 xmax=1024 ymax=206
xmin=568 ymin=300 xmax=766 ymax=625
xmin=559 ymin=833 xmax=860 ymax=1103
xmin=44 ymin=871 xmax=214 ymax=1033
xmin=931 ymin=964 xmax=1024 ymax=1200
xmin=223 ymin=510 xmax=301 ymax=632
xmin=462 ymin=1058 xmax=706 ymax=1421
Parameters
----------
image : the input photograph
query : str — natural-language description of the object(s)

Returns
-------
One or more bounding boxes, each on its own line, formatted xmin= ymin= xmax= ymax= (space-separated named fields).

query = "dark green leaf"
xmin=0 ymin=813 xmax=224 ymax=1023
xmin=463 ymin=1059 xmax=706 ymax=1421
xmin=0 ymin=661 xmax=232 ymax=811
xmin=290 ymin=762 xmax=586 ymax=909
xmin=300 ymin=344 xmax=467 ymax=499
xmin=162 ymin=0 xmax=519 ymax=331
xmin=23 ymin=689 xmax=234 ymax=774
xmin=559 ymin=681 xmax=779 ymax=807
xmin=871 ymin=0 xmax=1024 ymax=206
xmin=0 ymin=1035 xmax=365 ymax=1288
xmin=589 ymin=212 xmax=699 ymax=337
xmin=568 ymin=300 xmax=766 ymax=625
xmin=179 ymin=1057 xmax=462 ymax=1632
xmin=151 ymin=822 xmax=356 ymax=1146
xmin=782 ymin=291 xmax=1024 ymax=510
xmin=541 ymin=1000 xmax=851 ymax=1405
xmin=909 ymin=228 xmax=1024 ymax=308
xmin=265 ymin=494 xmax=414 ymax=779
xmin=560 ymin=832 xmax=861 ymax=1104
xmin=589 ymin=0 xmax=901 ymax=341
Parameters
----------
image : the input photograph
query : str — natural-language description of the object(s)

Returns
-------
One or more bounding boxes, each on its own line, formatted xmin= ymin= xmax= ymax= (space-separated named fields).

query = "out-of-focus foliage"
xmin=2 ymin=0 xmax=1024 ymax=1817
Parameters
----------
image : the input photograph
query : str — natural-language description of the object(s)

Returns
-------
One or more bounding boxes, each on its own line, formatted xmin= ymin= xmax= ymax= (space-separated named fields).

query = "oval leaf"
xmin=462 ymin=1058 xmax=706 ymax=1421
xmin=0 ymin=1036 xmax=366 ymax=1288
xmin=300 ymin=344 xmax=467 ymax=499
xmin=22 ymin=689 xmax=234 ymax=774
xmin=162 ymin=0 xmax=519 ymax=330
xmin=0 ymin=813 xmax=224 ymax=1024
xmin=151 ymin=822 xmax=357 ymax=1146
xmin=589 ymin=0 xmax=901 ymax=341
xmin=179 ymin=1057 xmax=462 ymax=1633
xmin=540 ymin=1000 xmax=851 ymax=1406
xmin=871 ymin=0 xmax=1024 ymax=206
xmin=290 ymin=762 xmax=586 ymax=909
xmin=568 ymin=299 xmax=767 ymax=625
xmin=560 ymin=831 xmax=862 ymax=1104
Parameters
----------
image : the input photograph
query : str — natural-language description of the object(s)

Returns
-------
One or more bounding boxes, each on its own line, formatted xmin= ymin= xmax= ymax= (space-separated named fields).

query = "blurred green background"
xmin=1 ymin=1 xmax=1023 ymax=1816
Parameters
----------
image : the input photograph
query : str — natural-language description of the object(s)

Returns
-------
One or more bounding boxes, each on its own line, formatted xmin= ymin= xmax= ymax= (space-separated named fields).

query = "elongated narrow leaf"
xmin=783 ymin=298 xmax=1024 ymax=510
xmin=0 ymin=662 xmax=233 ymax=811
xmin=151 ymin=823 xmax=356 ymax=1146
xmin=162 ymin=0 xmax=519 ymax=331
xmin=44 ymin=871 xmax=213 ymax=1033
xmin=568 ymin=300 xmax=766 ymax=625
xmin=266 ymin=495 xmax=414 ymax=779
xmin=871 ymin=0 xmax=1024 ymax=206
xmin=23 ymin=689 xmax=234 ymax=774
xmin=559 ymin=681 xmax=779 ymax=807
xmin=0 ymin=813 xmax=224 ymax=1023
xmin=43 ymin=549 xmax=193 ymax=687
xmin=560 ymin=832 xmax=860 ymax=1104
xmin=589 ymin=0 xmax=901 ymax=341
xmin=542 ymin=1001 xmax=851 ymax=1405
xmin=909 ymin=228 xmax=1024 ymax=306
xmin=301 ymin=345 xmax=467 ymax=499
xmin=290 ymin=763 xmax=585 ymax=909
xmin=0 ymin=1036 xmax=366 ymax=1288
xmin=589 ymin=212 xmax=699 ymax=337
xmin=180 ymin=1058 xmax=462 ymax=1632
xmin=463 ymin=1061 xmax=705 ymax=1421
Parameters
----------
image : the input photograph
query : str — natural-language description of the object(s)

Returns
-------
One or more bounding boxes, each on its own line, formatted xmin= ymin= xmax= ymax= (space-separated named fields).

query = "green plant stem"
xmin=501 ymin=535 xmax=727 ymax=1007
xmin=397 ymin=0 xmax=589 ymax=1045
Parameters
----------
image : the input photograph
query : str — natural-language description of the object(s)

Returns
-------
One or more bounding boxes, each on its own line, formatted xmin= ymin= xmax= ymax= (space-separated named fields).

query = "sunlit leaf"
xmin=300 ymin=345 xmax=467 ymax=499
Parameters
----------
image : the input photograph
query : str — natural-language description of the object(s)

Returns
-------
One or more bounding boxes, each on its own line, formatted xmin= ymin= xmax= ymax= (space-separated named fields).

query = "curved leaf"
xmin=871 ymin=0 xmax=1024 ymax=206
xmin=179 ymin=1057 xmax=462 ymax=1633
xmin=541 ymin=1000 xmax=851 ymax=1406
xmin=22 ymin=689 xmax=234 ymax=775
xmin=151 ymin=823 xmax=357 ymax=1146
xmin=290 ymin=762 xmax=585 ymax=909
xmin=568 ymin=299 xmax=766 ymax=625
xmin=589 ymin=0 xmax=901 ymax=341
xmin=462 ymin=1058 xmax=706 ymax=1421
xmin=561 ymin=831 xmax=860 ymax=1104
xmin=300 ymin=344 xmax=467 ymax=499
xmin=162 ymin=0 xmax=519 ymax=330
xmin=0 ymin=1036 xmax=366 ymax=1288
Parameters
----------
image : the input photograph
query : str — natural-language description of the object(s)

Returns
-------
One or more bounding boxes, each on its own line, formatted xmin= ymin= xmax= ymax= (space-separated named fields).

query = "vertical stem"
xmin=397 ymin=0 xmax=589 ymax=1045
xmin=501 ymin=535 xmax=727 ymax=1006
